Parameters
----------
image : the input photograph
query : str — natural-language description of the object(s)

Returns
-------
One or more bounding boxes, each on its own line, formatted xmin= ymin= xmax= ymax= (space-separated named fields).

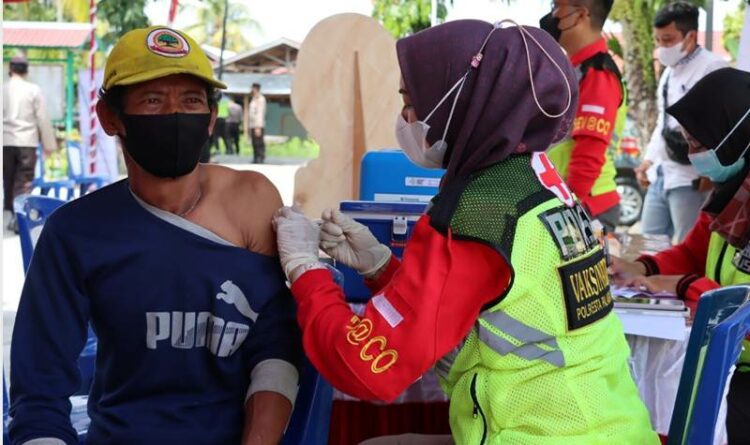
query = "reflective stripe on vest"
xmin=477 ymin=310 xmax=566 ymax=368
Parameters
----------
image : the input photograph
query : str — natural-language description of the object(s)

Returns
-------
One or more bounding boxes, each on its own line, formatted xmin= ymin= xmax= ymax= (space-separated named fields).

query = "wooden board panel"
xmin=291 ymin=13 xmax=401 ymax=217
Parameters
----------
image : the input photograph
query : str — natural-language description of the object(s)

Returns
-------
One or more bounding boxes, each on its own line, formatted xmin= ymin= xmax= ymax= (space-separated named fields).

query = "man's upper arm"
xmin=239 ymin=172 xmax=283 ymax=255
xmin=570 ymin=70 xmax=621 ymax=144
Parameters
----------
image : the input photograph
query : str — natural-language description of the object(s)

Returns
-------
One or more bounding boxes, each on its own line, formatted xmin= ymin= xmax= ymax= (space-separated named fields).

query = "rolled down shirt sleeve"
xmin=290 ymin=215 xmax=510 ymax=402
xmin=9 ymin=218 xmax=89 ymax=445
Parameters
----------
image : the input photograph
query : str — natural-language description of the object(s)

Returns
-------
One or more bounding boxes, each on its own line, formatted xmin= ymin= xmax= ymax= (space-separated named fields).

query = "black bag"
xmin=662 ymin=74 xmax=691 ymax=165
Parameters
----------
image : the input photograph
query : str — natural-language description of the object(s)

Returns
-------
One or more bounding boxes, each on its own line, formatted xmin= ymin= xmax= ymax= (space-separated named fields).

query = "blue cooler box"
xmin=359 ymin=150 xmax=444 ymax=202
xmin=337 ymin=201 xmax=427 ymax=302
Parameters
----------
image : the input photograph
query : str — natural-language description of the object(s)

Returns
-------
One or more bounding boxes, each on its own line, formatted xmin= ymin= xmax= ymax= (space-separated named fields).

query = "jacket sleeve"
xmin=363 ymin=256 xmax=401 ymax=296
xmin=567 ymin=68 xmax=621 ymax=204
xmin=290 ymin=215 xmax=510 ymax=402
xmin=637 ymin=212 xmax=712 ymax=276
xmin=676 ymin=275 xmax=720 ymax=311
xmin=9 ymin=218 xmax=89 ymax=445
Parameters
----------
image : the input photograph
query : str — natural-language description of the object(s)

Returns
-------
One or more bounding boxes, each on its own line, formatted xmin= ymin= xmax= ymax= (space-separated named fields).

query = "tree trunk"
xmin=617 ymin=1 xmax=659 ymax=149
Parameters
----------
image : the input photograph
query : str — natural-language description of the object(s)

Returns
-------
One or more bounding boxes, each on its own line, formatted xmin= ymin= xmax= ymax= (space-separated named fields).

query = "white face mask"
xmin=395 ymin=19 xmax=573 ymax=170
xmin=658 ymin=37 xmax=688 ymax=67
xmin=687 ymin=106 xmax=750 ymax=183
xmin=395 ymin=115 xmax=447 ymax=169
xmin=394 ymin=75 xmax=466 ymax=169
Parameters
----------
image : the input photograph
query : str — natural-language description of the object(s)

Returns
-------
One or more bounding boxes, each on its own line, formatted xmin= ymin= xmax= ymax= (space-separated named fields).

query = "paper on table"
xmin=611 ymin=284 xmax=677 ymax=299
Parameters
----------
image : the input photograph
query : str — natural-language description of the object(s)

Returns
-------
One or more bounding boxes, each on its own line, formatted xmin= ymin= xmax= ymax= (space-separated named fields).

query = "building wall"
xmin=266 ymin=100 xmax=307 ymax=139
xmin=234 ymin=93 xmax=307 ymax=140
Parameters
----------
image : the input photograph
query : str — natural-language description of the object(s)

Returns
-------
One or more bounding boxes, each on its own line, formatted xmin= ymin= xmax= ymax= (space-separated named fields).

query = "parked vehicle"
xmin=615 ymin=134 xmax=645 ymax=227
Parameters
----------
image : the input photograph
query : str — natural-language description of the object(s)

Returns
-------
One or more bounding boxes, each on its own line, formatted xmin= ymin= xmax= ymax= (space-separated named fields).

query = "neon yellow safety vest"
xmin=217 ymin=98 xmax=230 ymax=118
xmin=705 ymin=233 xmax=750 ymax=369
xmin=547 ymin=53 xmax=625 ymax=198
xmin=429 ymin=155 xmax=658 ymax=445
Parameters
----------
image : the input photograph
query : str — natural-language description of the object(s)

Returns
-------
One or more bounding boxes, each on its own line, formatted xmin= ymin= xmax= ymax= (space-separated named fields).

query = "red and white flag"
xmin=168 ymin=0 xmax=179 ymax=27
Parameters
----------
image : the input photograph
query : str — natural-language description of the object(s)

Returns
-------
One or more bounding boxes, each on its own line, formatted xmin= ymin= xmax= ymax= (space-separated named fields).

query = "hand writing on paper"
xmin=608 ymin=255 xmax=647 ymax=285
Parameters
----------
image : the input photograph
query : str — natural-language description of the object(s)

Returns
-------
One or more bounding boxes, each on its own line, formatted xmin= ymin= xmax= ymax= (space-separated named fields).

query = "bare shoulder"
xmin=205 ymin=165 xmax=282 ymax=255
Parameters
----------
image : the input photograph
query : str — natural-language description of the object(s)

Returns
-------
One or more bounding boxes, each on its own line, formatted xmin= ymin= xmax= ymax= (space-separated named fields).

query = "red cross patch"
xmin=531 ymin=152 xmax=574 ymax=207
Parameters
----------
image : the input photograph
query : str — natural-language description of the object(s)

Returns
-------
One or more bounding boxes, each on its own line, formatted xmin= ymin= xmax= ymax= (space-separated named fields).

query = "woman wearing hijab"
xmin=611 ymin=67 xmax=750 ymax=444
xmin=274 ymin=20 xmax=658 ymax=444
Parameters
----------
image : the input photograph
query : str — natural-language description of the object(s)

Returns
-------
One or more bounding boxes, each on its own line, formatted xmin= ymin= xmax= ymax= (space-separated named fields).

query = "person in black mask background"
xmin=8 ymin=26 xmax=303 ymax=445
xmin=540 ymin=0 xmax=624 ymax=231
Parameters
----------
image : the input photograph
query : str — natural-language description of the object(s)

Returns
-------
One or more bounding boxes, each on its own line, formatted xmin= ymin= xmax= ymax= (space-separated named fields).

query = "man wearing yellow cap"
xmin=8 ymin=26 xmax=302 ymax=445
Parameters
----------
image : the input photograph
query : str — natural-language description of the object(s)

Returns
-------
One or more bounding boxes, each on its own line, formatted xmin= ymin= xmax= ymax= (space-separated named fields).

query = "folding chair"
xmin=66 ymin=141 xmax=109 ymax=196
xmin=668 ymin=285 xmax=750 ymax=445
xmin=13 ymin=194 xmax=97 ymax=396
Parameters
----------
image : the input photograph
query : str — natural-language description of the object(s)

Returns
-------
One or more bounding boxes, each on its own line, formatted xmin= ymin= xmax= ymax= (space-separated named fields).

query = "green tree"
xmin=3 ymin=0 xmax=87 ymax=71
xmin=63 ymin=0 xmax=90 ymax=23
xmin=372 ymin=0 xmax=450 ymax=38
xmin=3 ymin=0 xmax=57 ymax=21
xmin=97 ymin=0 xmax=151 ymax=49
xmin=182 ymin=0 xmax=258 ymax=53
xmin=609 ymin=0 xmax=709 ymax=147
xmin=722 ymin=0 xmax=746 ymax=60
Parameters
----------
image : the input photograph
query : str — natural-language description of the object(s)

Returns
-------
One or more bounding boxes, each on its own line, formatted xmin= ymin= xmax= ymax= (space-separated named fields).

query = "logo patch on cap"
xmin=146 ymin=28 xmax=190 ymax=58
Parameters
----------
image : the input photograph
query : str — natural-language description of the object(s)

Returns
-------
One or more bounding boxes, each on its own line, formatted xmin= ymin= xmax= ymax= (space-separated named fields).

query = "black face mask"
xmin=539 ymin=12 xmax=562 ymax=42
xmin=120 ymin=113 xmax=211 ymax=178
xmin=539 ymin=10 xmax=579 ymax=42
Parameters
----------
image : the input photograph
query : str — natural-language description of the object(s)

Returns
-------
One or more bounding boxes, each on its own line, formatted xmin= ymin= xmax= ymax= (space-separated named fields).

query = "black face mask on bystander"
xmin=539 ymin=12 xmax=563 ymax=41
xmin=539 ymin=9 xmax=580 ymax=42
xmin=121 ymin=113 xmax=211 ymax=178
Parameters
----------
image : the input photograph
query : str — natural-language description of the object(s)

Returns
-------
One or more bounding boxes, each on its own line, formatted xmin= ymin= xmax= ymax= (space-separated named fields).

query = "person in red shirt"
xmin=610 ymin=68 xmax=750 ymax=445
xmin=540 ymin=0 xmax=622 ymax=230
xmin=273 ymin=19 xmax=658 ymax=445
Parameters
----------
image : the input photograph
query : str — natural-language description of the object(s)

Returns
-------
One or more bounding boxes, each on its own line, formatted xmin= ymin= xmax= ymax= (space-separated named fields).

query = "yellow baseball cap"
xmin=102 ymin=25 xmax=227 ymax=91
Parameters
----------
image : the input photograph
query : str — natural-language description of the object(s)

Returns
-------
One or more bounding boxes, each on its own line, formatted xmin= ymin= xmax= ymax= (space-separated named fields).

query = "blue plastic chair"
xmin=3 ymin=375 xmax=9 ymax=444
xmin=13 ymin=194 xmax=66 ymax=273
xmin=32 ymin=146 xmax=75 ymax=200
xmin=668 ymin=285 xmax=750 ymax=445
xmin=66 ymin=141 xmax=108 ymax=195
xmin=280 ymin=357 xmax=334 ymax=445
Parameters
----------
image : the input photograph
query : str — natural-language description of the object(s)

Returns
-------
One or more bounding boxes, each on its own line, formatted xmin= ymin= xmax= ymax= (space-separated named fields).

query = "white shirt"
xmin=247 ymin=94 xmax=266 ymax=129
xmin=3 ymin=75 xmax=56 ymax=150
xmin=644 ymin=47 xmax=728 ymax=190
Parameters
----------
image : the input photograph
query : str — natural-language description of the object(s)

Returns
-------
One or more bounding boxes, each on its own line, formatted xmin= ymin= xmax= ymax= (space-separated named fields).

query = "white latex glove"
xmin=319 ymin=208 xmax=391 ymax=277
xmin=273 ymin=206 xmax=325 ymax=283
